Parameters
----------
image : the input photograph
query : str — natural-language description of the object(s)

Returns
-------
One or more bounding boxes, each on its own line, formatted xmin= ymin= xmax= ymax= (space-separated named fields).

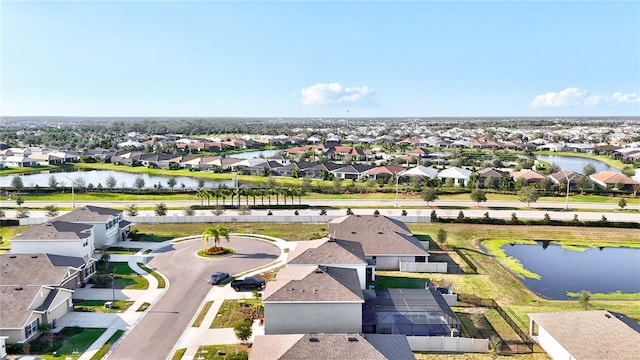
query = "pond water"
xmin=501 ymin=242 xmax=640 ymax=299
xmin=536 ymin=155 xmax=620 ymax=174
xmin=3 ymin=169 xmax=235 ymax=189
xmin=230 ymin=149 xmax=280 ymax=159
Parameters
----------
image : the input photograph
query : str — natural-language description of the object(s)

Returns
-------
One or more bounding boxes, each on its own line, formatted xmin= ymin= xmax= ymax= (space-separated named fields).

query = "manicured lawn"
xmin=192 ymin=301 xmax=214 ymax=327
xmin=194 ymin=344 xmax=248 ymax=360
xmin=210 ymin=299 xmax=261 ymax=328
xmin=0 ymin=225 xmax=29 ymax=254
xmin=99 ymin=247 xmax=142 ymax=254
xmin=138 ymin=262 xmax=167 ymax=288
xmin=90 ymin=330 xmax=124 ymax=360
xmin=73 ymin=299 xmax=134 ymax=313
xmin=9 ymin=326 xmax=106 ymax=360
xmin=95 ymin=262 xmax=149 ymax=290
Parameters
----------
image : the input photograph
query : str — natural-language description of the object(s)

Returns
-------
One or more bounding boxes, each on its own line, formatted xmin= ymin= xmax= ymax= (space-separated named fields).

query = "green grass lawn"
xmin=10 ymin=326 xmax=107 ymax=360
xmin=138 ymin=262 xmax=167 ymax=288
xmin=210 ymin=299 xmax=261 ymax=328
xmin=194 ymin=344 xmax=248 ymax=360
xmin=192 ymin=301 xmax=214 ymax=327
xmin=95 ymin=262 xmax=149 ymax=290
xmin=90 ymin=330 xmax=124 ymax=360
xmin=73 ymin=299 xmax=134 ymax=313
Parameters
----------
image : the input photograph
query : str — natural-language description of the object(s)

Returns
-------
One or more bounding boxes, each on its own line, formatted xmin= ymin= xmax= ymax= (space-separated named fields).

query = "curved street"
xmin=106 ymin=236 xmax=280 ymax=360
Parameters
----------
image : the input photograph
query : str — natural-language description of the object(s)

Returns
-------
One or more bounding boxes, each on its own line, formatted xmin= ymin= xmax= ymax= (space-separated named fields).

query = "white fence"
xmin=20 ymin=215 xmax=432 ymax=226
xmin=406 ymin=336 xmax=488 ymax=353
xmin=400 ymin=261 xmax=448 ymax=273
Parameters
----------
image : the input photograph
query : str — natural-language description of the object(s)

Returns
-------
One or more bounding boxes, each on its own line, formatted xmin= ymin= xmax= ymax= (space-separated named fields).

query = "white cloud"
xmin=611 ymin=92 xmax=640 ymax=104
xmin=531 ymin=87 xmax=640 ymax=108
xmin=530 ymin=87 xmax=588 ymax=108
xmin=300 ymin=82 xmax=375 ymax=105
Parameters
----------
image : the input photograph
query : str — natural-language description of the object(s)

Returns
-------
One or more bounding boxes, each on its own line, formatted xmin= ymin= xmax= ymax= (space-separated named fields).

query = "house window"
xmin=25 ymin=319 xmax=39 ymax=339
xmin=531 ymin=321 xmax=539 ymax=336
xmin=415 ymin=256 xmax=426 ymax=263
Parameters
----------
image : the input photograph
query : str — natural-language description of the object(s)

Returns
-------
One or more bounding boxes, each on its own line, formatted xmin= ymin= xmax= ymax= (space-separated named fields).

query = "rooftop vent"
xmin=378 ymin=231 xmax=384 ymax=234
xmin=309 ymin=338 xmax=320 ymax=343
xmin=351 ymin=231 xmax=357 ymax=234
xmin=14 ymin=287 xmax=23 ymax=291
xmin=314 ymin=269 xmax=324 ymax=274
xmin=9 ymin=255 xmax=16 ymax=259
xmin=605 ymin=314 xmax=612 ymax=319
xmin=347 ymin=337 xmax=359 ymax=342
xmin=30 ymin=255 xmax=38 ymax=258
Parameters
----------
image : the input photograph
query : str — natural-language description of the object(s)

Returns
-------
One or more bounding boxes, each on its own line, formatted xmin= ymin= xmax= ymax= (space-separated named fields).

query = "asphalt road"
xmin=106 ymin=236 xmax=279 ymax=360
xmin=4 ymin=198 xmax=639 ymax=210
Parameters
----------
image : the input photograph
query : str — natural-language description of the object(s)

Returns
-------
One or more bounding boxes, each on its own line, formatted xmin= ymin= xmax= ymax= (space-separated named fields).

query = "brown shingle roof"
xmin=0 ymin=254 xmax=77 ymax=328
xmin=263 ymin=266 xmax=363 ymax=303
xmin=250 ymin=333 xmax=414 ymax=360
xmin=529 ymin=311 xmax=640 ymax=360
xmin=287 ymin=239 xmax=366 ymax=266
xmin=329 ymin=215 xmax=426 ymax=256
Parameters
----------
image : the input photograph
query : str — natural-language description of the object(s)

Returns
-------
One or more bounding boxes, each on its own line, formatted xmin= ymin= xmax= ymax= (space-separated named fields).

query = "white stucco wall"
xmin=534 ymin=324 xmax=575 ymax=360
xmin=11 ymin=238 xmax=93 ymax=259
xmin=264 ymin=302 xmax=362 ymax=335
xmin=373 ymin=256 xmax=417 ymax=270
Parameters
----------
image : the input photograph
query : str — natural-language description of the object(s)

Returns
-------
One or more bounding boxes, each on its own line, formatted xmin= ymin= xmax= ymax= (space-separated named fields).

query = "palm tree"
xmin=196 ymin=189 xmax=207 ymax=206
xmin=201 ymin=225 xmax=231 ymax=250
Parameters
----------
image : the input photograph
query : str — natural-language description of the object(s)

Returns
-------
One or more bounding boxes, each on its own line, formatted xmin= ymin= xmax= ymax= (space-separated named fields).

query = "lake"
xmin=3 ymin=169 xmax=235 ymax=189
xmin=501 ymin=242 xmax=640 ymax=299
xmin=536 ymin=154 xmax=620 ymax=174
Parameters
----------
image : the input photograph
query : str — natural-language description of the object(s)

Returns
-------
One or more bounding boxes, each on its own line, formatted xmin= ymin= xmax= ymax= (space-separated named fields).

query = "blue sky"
xmin=1 ymin=1 xmax=639 ymax=118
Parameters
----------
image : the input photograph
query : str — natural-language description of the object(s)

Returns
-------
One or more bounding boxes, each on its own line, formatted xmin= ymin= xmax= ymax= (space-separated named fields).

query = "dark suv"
xmin=231 ymin=277 xmax=265 ymax=291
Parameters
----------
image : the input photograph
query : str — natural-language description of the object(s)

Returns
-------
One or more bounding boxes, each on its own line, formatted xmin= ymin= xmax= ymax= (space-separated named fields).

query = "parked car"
xmin=231 ymin=276 xmax=265 ymax=291
xmin=208 ymin=272 xmax=230 ymax=285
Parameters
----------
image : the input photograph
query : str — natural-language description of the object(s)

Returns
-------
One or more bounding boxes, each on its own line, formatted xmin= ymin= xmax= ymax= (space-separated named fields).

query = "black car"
xmin=231 ymin=276 xmax=265 ymax=291
xmin=208 ymin=272 xmax=230 ymax=285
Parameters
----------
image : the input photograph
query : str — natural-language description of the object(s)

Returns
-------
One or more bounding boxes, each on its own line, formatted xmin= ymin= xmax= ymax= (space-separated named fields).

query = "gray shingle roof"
xmin=12 ymin=221 xmax=93 ymax=241
xmin=529 ymin=311 xmax=640 ymax=360
xmin=1 ymin=254 xmax=77 ymax=328
xmin=250 ymin=333 xmax=414 ymax=360
xmin=288 ymin=239 xmax=366 ymax=265
xmin=329 ymin=215 xmax=427 ymax=256
xmin=263 ymin=265 xmax=363 ymax=303
xmin=55 ymin=205 xmax=121 ymax=222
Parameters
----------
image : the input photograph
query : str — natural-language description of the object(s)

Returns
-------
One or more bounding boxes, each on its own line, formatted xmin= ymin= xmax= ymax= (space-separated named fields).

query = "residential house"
xmin=27 ymin=153 xmax=64 ymax=166
xmin=475 ymin=168 xmax=508 ymax=189
xmin=511 ymin=169 xmax=546 ymax=186
xmin=54 ymin=205 xmax=131 ymax=248
xmin=301 ymin=162 xmax=342 ymax=179
xmin=263 ymin=265 xmax=364 ymax=335
xmin=0 ymin=254 xmax=79 ymax=344
xmin=331 ymin=164 xmax=375 ymax=180
xmin=270 ymin=161 xmax=315 ymax=177
xmin=287 ymin=238 xmax=368 ymax=289
xmin=409 ymin=147 xmax=429 ymax=158
xmin=437 ymin=167 xmax=472 ymax=187
xmin=528 ymin=311 xmax=640 ymax=360
xmin=329 ymin=215 xmax=429 ymax=273
xmin=365 ymin=165 xmax=405 ymax=181
xmin=249 ymin=333 xmax=414 ymax=360
xmin=548 ymin=171 xmax=593 ymax=191
xmin=11 ymin=221 xmax=95 ymax=261
xmin=400 ymin=165 xmax=438 ymax=180
xmin=0 ymin=155 xmax=38 ymax=167
xmin=589 ymin=171 xmax=640 ymax=191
